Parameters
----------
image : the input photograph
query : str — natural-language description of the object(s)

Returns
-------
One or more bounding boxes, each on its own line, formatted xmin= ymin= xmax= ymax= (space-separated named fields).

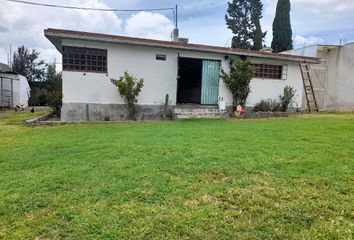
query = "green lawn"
xmin=0 ymin=111 xmax=353 ymax=239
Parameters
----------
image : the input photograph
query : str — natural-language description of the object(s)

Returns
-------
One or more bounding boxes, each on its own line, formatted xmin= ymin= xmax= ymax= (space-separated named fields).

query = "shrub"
xmin=253 ymin=99 xmax=282 ymax=112
xmin=38 ymin=94 xmax=48 ymax=106
xmin=280 ymin=85 xmax=296 ymax=112
xmin=93 ymin=111 xmax=113 ymax=121
xmin=48 ymin=91 xmax=62 ymax=117
xmin=111 ymin=72 xmax=144 ymax=120
xmin=221 ymin=59 xmax=255 ymax=107
xmin=47 ymin=64 xmax=62 ymax=116
xmin=254 ymin=86 xmax=296 ymax=112
xmin=29 ymin=87 xmax=49 ymax=106
xmin=103 ymin=113 xmax=113 ymax=121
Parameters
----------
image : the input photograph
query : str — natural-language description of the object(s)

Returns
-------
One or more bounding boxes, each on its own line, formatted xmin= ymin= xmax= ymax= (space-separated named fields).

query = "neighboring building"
xmin=0 ymin=63 xmax=30 ymax=108
xmin=284 ymin=44 xmax=354 ymax=111
xmin=44 ymin=28 xmax=318 ymax=121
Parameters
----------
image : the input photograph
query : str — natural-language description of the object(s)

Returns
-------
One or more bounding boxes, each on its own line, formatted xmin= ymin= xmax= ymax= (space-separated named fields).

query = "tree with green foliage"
xmin=225 ymin=0 xmax=266 ymax=50
xmin=271 ymin=0 xmax=293 ymax=52
xmin=250 ymin=0 xmax=267 ymax=50
xmin=111 ymin=72 xmax=144 ymax=120
xmin=12 ymin=46 xmax=45 ymax=82
xmin=221 ymin=59 xmax=255 ymax=107
xmin=12 ymin=46 xmax=48 ymax=106
xmin=46 ymin=64 xmax=62 ymax=116
xmin=225 ymin=0 xmax=253 ymax=49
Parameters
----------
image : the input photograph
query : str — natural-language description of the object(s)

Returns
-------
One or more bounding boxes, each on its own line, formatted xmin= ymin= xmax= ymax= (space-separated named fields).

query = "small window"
xmin=253 ymin=63 xmax=287 ymax=80
xmin=62 ymin=46 xmax=107 ymax=73
xmin=156 ymin=54 xmax=166 ymax=61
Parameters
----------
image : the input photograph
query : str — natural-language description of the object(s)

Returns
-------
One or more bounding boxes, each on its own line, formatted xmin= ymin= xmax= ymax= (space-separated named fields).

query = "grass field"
xmin=0 ymin=111 xmax=353 ymax=239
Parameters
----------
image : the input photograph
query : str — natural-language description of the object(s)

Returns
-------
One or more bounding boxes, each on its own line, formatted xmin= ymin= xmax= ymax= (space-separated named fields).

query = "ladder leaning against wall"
xmin=299 ymin=62 xmax=319 ymax=112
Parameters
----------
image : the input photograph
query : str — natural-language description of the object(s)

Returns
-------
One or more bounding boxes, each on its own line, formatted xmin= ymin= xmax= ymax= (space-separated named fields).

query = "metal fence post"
xmin=0 ymin=77 xmax=3 ymax=110
xmin=11 ymin=78 xmax=13 ymax=108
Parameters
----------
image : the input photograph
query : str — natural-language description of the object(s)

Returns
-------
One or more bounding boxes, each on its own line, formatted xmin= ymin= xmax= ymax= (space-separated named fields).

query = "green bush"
xmin=221 ymin=59 xmax=255 ymax=107
xmin=38 ymin=94 xmax=48 ymax=106
xmin=254 ymin=86 xmax=296 ymax=112
xmin=28 ymin=86 xmax=49 ymax=106
xmin=46 ymin=64 xmax=62 ymax=116
xmin=253 ymin=99 xmax=281 ymax=112
xmin=48 ymin=91 xmax=62 ymax=117
xmin=280 ymin=85 xmax=296 ymax=112
xmin=111 ymin=72 xmax=144 ymax=120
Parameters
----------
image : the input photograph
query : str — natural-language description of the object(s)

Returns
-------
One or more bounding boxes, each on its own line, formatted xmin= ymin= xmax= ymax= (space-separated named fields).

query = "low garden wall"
xmin=25 ymin=113 xmax=62 ymax=125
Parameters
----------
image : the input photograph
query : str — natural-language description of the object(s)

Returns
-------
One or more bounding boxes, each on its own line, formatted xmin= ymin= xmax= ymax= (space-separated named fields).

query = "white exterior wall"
xmin=247 ymin=57 xmax=303 ymax=108
xmin=62 ymin=39 xmax=178 ymax=106
xmin=62 ymin=39 xmax=303 ymax=108
xmin=285 ymin=44 xmax=354 ymax=111
xmin=325 ymin=44 xmax=354 ymax=111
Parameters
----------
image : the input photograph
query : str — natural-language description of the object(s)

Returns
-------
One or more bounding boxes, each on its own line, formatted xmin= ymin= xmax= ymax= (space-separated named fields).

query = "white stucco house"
xmin=284 ymin=43 xmax=354 ymax=111
xmin=44 ymin=28 xmax=318 ymax=121
xmin=0 ymin=63 xmax=30 ymax=108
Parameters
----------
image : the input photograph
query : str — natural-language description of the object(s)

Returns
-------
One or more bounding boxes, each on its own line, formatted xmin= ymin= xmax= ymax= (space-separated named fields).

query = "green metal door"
xmin=201 ymin=60 xmax=220 ymax=105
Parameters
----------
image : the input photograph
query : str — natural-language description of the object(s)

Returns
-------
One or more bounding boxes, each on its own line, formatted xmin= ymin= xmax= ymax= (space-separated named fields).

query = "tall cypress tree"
xmin=225 ymin=0 xmax=266 ymax=50
xmin=250 ymin=0 xmax=266 ymax=50
xmin=271 ymin=0 xmax=293 ymax=52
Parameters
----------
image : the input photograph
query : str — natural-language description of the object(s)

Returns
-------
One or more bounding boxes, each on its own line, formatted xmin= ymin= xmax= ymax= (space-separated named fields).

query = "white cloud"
xmin=292 ymin=0 xmax=354 ymax=15
xmin=264 ymin=0 xmax=354 ymax=16
xmin=0 ymin=0 xmax=122 ymax=65
xmin=125 ymin=11 xmax=174 ymax=40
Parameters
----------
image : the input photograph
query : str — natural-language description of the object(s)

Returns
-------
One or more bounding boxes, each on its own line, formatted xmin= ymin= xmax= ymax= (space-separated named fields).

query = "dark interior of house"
xmin=177 ymin=58 xmax=202 ymax=104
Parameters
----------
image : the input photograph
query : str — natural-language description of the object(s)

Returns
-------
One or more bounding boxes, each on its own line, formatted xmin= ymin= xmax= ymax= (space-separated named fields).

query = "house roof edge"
xmin=44 ymin=28 xmax=320 ymax=64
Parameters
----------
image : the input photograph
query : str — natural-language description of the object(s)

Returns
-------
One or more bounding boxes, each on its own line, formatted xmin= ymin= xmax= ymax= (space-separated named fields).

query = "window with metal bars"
xmin=62 ymin=46 xmax=107 ymax=73
xmin=253 ymin=64 xmax=287 ymax=80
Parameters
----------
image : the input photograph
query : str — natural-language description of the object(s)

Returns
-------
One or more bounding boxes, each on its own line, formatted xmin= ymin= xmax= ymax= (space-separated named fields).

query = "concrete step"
xmin=175 ymin=113 xmax=228 ymax=119
xmin=173 ymin=106 xmax=228 ymax=119
xmin=174 ymin=104 xmax=218 ymax=109
xmin=174 ymin=108 xmax=221 ymax=114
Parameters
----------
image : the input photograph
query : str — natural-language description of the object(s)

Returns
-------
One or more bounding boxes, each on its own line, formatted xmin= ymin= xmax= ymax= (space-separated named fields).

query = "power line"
xmin=5 ymin=0 xmax=175 ymax=13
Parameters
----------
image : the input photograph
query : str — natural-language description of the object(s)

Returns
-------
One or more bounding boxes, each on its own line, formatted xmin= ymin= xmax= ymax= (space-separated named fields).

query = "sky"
xmin=0 ymin=0 xmax=354 ymax=66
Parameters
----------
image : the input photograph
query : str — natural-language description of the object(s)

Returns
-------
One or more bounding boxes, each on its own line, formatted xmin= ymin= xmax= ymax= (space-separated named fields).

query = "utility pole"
xmin=171 ymin=5 xmax=179 ymax=41
xmin=9 ymin=44 xmax=12 ymax=67
xmin=175 ymin=4 xmax=178 ymax=29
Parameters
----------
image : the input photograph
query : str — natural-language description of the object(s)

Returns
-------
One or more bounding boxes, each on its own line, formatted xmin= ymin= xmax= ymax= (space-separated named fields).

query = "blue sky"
xmin=1 ymin=0 xmax=354 ymax=64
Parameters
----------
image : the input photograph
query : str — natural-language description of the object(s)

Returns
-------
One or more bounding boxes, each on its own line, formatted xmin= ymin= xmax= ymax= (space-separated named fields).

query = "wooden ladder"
xmin=300 ymin=62 xmax=318 ymax=112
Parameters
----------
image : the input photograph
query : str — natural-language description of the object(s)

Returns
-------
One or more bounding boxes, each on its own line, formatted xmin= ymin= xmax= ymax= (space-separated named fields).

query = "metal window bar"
xmin=253 ymin=64 xmax=287 ymax=80
xmin=62 ymin=46 xmax=107 ymax=73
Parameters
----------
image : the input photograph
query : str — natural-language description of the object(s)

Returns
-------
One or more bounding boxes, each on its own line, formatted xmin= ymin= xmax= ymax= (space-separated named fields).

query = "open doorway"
xmin=177 ymin=57 xmax=203 ymax=104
